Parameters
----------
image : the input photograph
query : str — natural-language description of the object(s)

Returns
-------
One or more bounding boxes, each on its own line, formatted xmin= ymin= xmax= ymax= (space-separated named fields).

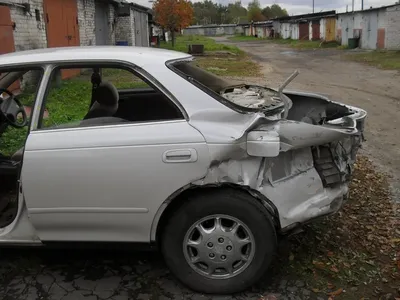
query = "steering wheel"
xmin=0 ymin=88 xmax=28 ymax=128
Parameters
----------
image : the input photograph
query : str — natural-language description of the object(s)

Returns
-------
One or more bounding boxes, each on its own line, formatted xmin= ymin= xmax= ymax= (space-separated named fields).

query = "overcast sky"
xmin=128 ymin=0 xmax=397 ymax=15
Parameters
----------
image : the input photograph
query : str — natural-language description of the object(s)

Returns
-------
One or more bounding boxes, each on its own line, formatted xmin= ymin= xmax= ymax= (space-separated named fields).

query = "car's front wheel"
xmin=161 ymin=189 xmax=277 ymax=294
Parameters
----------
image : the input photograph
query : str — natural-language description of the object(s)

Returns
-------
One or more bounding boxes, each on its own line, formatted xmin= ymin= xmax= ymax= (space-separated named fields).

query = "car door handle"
xmin=162 ymin=149 xmax=198 ymax=163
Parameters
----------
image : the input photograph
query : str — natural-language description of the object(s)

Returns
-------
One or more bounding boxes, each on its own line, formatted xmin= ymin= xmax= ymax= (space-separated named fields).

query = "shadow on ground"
xmin=0 ymin=239 xmax=320 ymax=300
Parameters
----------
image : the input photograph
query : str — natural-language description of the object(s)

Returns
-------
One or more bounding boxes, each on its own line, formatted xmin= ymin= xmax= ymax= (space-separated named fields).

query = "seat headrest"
xmin=93 ymin=82 xmax=119 ymax=106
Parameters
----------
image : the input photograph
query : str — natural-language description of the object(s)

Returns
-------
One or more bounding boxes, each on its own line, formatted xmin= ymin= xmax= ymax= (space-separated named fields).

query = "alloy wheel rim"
xmin=183 ymin=214 xmax=255 ymax=279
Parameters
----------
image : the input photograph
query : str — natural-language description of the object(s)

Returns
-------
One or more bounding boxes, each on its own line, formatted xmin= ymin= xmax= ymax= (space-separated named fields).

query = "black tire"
xmin=161 ymin=188 xmax=277 ymax=294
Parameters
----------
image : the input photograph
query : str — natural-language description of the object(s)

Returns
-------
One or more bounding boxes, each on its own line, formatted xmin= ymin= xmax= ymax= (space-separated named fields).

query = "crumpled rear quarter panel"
xmin=190 ymin=92 xmax=366 ymax=231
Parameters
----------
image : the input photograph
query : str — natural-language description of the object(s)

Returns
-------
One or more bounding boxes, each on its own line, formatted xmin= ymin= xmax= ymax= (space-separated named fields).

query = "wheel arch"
xmin=150 ymin=183 xmax=281 ymax=243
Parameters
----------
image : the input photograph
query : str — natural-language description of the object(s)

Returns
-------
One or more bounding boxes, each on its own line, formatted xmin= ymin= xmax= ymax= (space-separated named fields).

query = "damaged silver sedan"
xmin=0 ymin=47 xmax=366 ymax=294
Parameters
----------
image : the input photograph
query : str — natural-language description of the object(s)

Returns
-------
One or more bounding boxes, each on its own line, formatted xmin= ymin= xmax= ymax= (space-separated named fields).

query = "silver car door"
xmin=21 ymin=120 xmax=210 ymax=242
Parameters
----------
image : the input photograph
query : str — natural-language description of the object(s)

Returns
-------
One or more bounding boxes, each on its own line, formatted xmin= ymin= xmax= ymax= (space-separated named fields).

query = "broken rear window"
xmin=170 ymin=60 xmax=284 ymax=114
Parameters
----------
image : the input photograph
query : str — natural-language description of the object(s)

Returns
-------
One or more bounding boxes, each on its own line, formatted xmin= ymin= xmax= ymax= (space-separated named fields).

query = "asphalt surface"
xmin=1 ymin=246 xmax=316 ymax=300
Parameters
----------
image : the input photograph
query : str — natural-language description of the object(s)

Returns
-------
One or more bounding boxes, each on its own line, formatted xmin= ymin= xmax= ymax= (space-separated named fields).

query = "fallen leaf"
xmin=289 ymin=253 xmax=294 ymax=261
xmin=328 ymin=282 xmax=335 ymax=289
xmin=328 ymin=288 xmax=343 ymax=296
xmin=330 ymin=266 xmax=339 ymax=273
xmin=312 ymin=288 xmax=320 ymax=293
xmin=260 ymin=295 xmax=277 ymax=300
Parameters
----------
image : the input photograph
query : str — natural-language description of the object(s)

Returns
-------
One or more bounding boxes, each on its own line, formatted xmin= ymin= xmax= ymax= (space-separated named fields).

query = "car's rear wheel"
xmin=160 ymin=189 xmax=277 ymax=294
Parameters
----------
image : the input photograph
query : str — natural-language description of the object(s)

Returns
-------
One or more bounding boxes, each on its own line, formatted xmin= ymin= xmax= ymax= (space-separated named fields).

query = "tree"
xmin=153 ymin=0 xmax=193 ymax=47
xmin=226 ymin=1 xmax=248 ymax=24
xmin=247 ymin=0 xmax=265 ymax=22
xmin=192 ymin=0 xmax=219 ymax=25
xmin=262 ymin=4 xmax=288 ymax=19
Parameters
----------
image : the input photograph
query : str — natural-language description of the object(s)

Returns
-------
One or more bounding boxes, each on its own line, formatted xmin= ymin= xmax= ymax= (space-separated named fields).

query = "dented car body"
xmin=171 ymin=59 xmax=366 ymax=231
xmin=0 ymin=47 xmax=366 ymax=293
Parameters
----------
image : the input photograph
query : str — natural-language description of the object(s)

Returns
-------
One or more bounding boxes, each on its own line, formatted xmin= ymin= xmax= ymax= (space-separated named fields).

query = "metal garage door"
xmin=44 ymin=0 xmax=80 ymax=48
xmin=312 ymin=20 xmax=320 ymax=40
xmin=325 ymin=18 xmax=336 ymax=42
xmin=95 ymin=1 xmax=109 ymax=45
xmin=134 ymin=10 xmax=148 ymax=47
xmin=362 ymin=13 xmax=378 ymax=50
xmin=299 ymin=22 xmax=309 ymax=40
xmin=43 ymin=0 xmax=80 ymax=78
xmin=0 ymin=5 xmax=20 ymax=91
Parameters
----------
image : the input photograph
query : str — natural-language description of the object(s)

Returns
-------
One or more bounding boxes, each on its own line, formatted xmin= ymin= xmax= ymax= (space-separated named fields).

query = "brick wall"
xmin=116 ymin=15 xmax=132 ymax=45
xmin=130 ymin=9 xmax=135 ymax=45
xmin=8 ymin=0 xmax=47 ymax=51
xmin=77 ymin=0 xmax=96 ymax=46
xmin=7 ymin=1 xmax=47 ymax=87
xmin=386 ymin=5 xmax=400 ymax=50
xmin=115 ymin=7 xmax=136 ymax=46
xmin=77 ymin=0 xmax=116 ymax=46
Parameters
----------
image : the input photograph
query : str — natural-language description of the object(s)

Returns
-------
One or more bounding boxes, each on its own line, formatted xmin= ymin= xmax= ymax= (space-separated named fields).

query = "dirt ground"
xmin=214 ymin=37 xmax=400 ymax=196
xmin=1 ymin=40 xmax=399 ymax=300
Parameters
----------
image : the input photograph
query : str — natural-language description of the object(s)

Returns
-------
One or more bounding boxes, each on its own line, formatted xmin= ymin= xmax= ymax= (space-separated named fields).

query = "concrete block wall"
xmin=183 ymin=25 xmax=243 ymax=36
xmin=77 ymin=0 xmax=116 ymax=46
xmin=386 ymin=5 xmax=400 ymax=50
xmin=130 ymin=9 xmax=136 ymax=46
xmin=9 ymin=0 xmax=47 ymax=52
xmin=108 ymin=4 xmax=116 ymax=45
xmin=77 ymin=0 xmax=96 ymax=46
xmin=115 ymin=15 xmax=133 ymax=45
xmin=337 ymin=6 xmax=400 ymax=50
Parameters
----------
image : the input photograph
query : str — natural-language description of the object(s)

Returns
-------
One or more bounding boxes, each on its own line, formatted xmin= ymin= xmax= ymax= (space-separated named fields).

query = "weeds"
xmin=346 ymin=51 xmax=400 ymax=70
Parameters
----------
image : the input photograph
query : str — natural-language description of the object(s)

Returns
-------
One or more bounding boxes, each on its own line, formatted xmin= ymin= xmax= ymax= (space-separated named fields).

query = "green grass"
xmin=227 ymin=35 xmax=267 ymax=41
xmin=160 ymin=35 xmax=260 ymax=77
xmin=196 ymin=56 xmax=261 ymax=77
xmin=160 ymin=35 xmax=243 ymax=54
xmin=272 ymin=38 xmax=340 ymax=49
xmin=346 ymin=50 xmax=400 ymax=70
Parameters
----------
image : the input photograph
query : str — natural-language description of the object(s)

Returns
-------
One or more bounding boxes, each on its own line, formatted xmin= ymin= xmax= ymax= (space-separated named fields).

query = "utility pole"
xmin=361 ymin=0 xmax=364 ymax=10
xmin=352 ymin=0 xmax=354 ymax=11
xmin=312 ymin=0 xmax=314 ymax=13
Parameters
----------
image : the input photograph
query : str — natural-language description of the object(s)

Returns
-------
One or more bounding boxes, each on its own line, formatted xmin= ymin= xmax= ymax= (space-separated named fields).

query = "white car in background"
xmin=0 ymin=47 xmax=366 ymax=294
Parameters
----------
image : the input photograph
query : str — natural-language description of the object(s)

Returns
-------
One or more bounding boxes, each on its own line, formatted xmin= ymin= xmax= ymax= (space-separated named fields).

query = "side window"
xmin=38 ymin=66 xmax=183 ymax=130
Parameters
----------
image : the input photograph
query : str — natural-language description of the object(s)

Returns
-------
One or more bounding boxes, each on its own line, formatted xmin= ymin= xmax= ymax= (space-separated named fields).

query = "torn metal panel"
xmin=221 ymin=86 xmax=282 ymax=110
xmin=170 ymin=61 xmax=367 ymax=231
xmin=186 ymin=68 xmax=366 ymax=231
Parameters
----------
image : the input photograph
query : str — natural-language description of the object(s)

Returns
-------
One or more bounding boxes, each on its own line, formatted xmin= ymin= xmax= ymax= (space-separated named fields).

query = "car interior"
xmin=0 ymin=66 xmax=184 ymax=228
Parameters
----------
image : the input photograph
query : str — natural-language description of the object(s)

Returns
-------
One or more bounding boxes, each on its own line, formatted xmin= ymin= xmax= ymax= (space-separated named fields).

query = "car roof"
xmin=0 ymin=46 xmax=192 ymax=67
